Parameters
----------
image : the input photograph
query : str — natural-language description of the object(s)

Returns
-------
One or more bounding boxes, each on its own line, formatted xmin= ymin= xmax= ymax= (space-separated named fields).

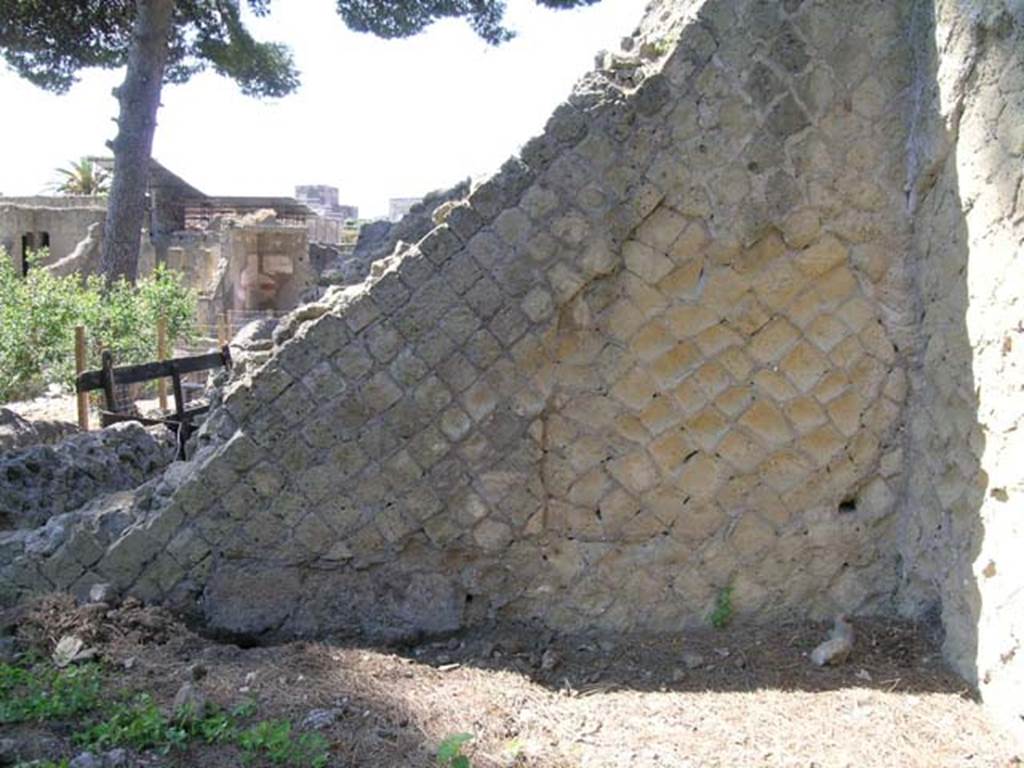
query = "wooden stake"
xmin=156 ymin=316 xmax=168 ymax=412
xmin=75 ymin=326 xmax=89 ymax=431
xmin=217 ymin=313 xmax=228 ymax=348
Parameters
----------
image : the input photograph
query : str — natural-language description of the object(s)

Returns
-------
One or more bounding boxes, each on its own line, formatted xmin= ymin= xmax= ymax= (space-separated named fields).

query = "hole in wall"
xmin=838 ymin=498 xmax=857 ymax=513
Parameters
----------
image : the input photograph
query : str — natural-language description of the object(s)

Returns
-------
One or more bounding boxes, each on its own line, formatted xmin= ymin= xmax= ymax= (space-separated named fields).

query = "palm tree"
xmin=53 ymin=157 xmax=110 ymax=196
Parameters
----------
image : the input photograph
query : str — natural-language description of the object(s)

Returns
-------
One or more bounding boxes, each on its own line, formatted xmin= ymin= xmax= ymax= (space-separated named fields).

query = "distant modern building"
xmin=388 ymin=197 xmax=422 ymax=222
xmin=295 ymin=185 xmax=358 ymax=244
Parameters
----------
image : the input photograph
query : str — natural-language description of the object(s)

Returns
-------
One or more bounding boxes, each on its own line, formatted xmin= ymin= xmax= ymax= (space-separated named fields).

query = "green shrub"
xmin=0 ymin=661 xmax=103 ymax=723
xmin=0 ymin=248 xmax=196 ymax=403
xmin=710 ymin=585 xmax=734 ymax=629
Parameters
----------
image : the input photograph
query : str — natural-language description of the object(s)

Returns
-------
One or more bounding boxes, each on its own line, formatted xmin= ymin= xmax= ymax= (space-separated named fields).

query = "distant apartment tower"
xmin=389 ymin=197 xmax=422 ymax=222
xmin=295 ymin=185 xmax=358 ymax=244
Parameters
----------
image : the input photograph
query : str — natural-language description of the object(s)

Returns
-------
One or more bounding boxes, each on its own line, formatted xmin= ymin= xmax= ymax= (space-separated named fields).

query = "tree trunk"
xmin=100 ymin=0 xmax=175 ymax=283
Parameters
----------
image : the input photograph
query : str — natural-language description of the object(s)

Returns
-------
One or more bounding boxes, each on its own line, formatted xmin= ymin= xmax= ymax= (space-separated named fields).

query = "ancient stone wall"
xmin=0 ymin=201 xmax=106 ymax=272
xmin=0 ymin=0 xmax=917 ymax=640
xmin=1 ymin=0 xmax=1021 ymax=740
xmin=897 ymin=0 xmax=1023 ymax=741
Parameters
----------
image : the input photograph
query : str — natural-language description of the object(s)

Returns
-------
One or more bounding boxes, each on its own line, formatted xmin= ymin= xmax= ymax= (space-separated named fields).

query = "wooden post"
xmin=217 ymin=312 xmax=228 ymax=348
xmin=74 ymin=326 xmax=89 ymax=431
xmin=156 ymin=316 xmax=168 ymax=412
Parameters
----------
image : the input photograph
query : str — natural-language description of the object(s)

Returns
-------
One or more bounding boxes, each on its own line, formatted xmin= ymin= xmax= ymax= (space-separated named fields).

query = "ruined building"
xmin=1 ymin=0 xmax=1021 ymax=740
xmin=0 ymin=160 xmax=319 ymax=329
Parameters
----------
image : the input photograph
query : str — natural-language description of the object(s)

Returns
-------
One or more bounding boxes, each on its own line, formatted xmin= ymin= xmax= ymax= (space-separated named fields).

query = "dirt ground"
xmin=1 ymin=596 xmax=1019 ymax=768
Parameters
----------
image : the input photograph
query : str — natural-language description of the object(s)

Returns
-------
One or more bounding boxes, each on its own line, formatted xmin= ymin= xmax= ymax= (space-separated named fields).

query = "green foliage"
xmin=76 ymin=693 xmax=327 ymax=765
xmin=0 ymin=662 xmax=103 ymax=724
xmin=710 ymin=585 xmax=734 ymax=630
xmin=437 ymin=732 xmax=475 ymax=768
xmin=237 ymin=719 xmax=329 ymax=767
xmin=53 ymin=157 xmax=109 ymax=196
xmin=0 ymin=249 xmax=196 ymax=403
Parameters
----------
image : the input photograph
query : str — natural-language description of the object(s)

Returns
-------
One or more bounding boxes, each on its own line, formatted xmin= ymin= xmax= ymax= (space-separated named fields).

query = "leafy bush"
xmin=0 ymin=248 xmax=196 ymax=403
xmin=0 ymin=662 xmax=103 ymax=723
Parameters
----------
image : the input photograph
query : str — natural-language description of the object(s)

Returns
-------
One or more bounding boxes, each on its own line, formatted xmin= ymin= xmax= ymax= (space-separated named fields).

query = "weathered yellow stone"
xmin=669 ymin=220 xmax=710 ymax=263
xmin=829 ymin=335 xmax=866 ymax=368
xmin=678 ymin=452 xmax=723 ymax=500
xmin=827 ymin=390 xmax=863 ymax=437
xmin=859 ymin=321 xmax=896 ymax=364
xmin=735 ymin=230 xmax=785 ymax=274
xmin=805 ymin=313 xmax=850 ymax=352
xmin=701 ymin=268 xmax=748 ymax=315
xmin=729 ymin=514 xmax=774 ymax=557
xmin=750 ymin=318 xmax=800 ymax=364
xmin=694 ymin=323 xmax=743 ymax=357
xmin=715 ymin=385 xmax=754 ymax=418
xmin=630 ymin=320 xmax=676 ymax=361
xmin=567 ymin=434 xmax=609 ymax=472
xmin=599 ymin=487 xmax=641 ymax=534
xmin=639 ymin=396 xmax=682 ymax=434
xmin=691 ymin=360 xmax=733 ymax=398
xmin=648 ymin=429 xmax=694 ymax=472
xmin=717 ymin=346 xmax=754 ymax=381
xmin=611 ymin=368 xmax=658 ymax=410
xmin=838 ymin=295 xmax=875 ymax=331
xmin=798 ymin=424 xmax=845 ymax=466
xmin=786 ymin=395 xmax=828 ymax=433
xmin=657 ymin=259 xmax=704 ymax=299
xmin=615 ymin=413 xmax=650 ymax=443
xmin=664 ymin=304 xmax=718 ymax=338
xmin=782 ymin=208 xmax=822 ymax=248
xmin=649 ymin=341 xmax=702 ymax=388
xmin=685 ymin=407 xmax=730 ymax=450
xmin=753 ymin=369 xmax=798 ymax=401
xmin=760 ymin=450 xmax=813 ymax=493
xmin=795 ymin=234 xmax=848 ymax=276
xmin=624 ymin=239 xmax=675 ymax=283
xmin=785 ymin=288 xmax=826 ymax=328
xmin=716 ymin=430 xmax=767 ymax=472
xmin=739 ymin=400 xmax=793 ymax=446
xmin=568 ymin=467 xmax=612 ymax=507
xmin=671 ymin=378 xmax=709 ymax=416
xmin=815 ymin=265 xmax=858 ymax=305
xmin=754 ymin=260 xmax=805 ymax=310
xmin=604 ymin=299 xmax=646 ymax=341
xmin=812 ymin=369 xmax=849 ymax=403
xmin=623 ymin=273 xmax=671 ymax=318
xmin=724 ymin=293 xmax=771 ymax=335
xmin=779 ymin=340 xmax=831 ymax=393
xmin=637 ymin=206 xmax=689 ymax=252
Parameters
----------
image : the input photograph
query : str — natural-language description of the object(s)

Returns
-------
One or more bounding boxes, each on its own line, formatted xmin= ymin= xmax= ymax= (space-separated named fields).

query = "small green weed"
xmin=0 ymin=662 xmax=103 ymax=723
xmin=237 ymin=719 xmax=329 ymax=767
xmin=75 ymin=694 xmax=244 ymax=754
xmin=710 ymin=585 xmax=734 ymax=629
xmin=437 ymin=732 xmax=475 ymax=768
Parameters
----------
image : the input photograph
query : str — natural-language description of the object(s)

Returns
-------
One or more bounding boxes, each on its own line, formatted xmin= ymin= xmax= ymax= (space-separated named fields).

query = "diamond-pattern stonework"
xmin=2 ymin=0 xmax=917 ymax=650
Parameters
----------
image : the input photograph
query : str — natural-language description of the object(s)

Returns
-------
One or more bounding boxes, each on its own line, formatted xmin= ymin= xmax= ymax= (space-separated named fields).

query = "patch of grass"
xmin=437 ymin=732 xmax=474 ymax=768
xmin=710 ymin=585 xmax=734 ymax=629
xmin=237 ymin=719 xmax=329 ymax=767
xmin=0 ymin=662 xmax=103 ymax=723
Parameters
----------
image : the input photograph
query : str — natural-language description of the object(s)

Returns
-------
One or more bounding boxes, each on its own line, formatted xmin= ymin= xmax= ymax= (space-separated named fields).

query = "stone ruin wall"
xmin=0 ymin=0 xmax=1020 ymax=741
xmin=897 ymin=0 xmax=1024 ymax=740
xmin=1 ymin=0 xmax=916 ymax=634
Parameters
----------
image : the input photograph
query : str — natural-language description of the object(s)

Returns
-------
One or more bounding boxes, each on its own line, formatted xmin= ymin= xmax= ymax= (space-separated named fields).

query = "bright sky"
xmin=0 ymin=0 xmax=644 ymax=219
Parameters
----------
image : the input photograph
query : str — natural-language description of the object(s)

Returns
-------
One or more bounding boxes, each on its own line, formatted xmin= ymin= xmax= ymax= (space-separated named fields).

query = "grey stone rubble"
xmin=0 ymin=406 xmax=78 ymax=454
xmin=0 ymin=0 xmax=1020 ymax=743
xmin=0 ymin=422 xmax=175 ymax=530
